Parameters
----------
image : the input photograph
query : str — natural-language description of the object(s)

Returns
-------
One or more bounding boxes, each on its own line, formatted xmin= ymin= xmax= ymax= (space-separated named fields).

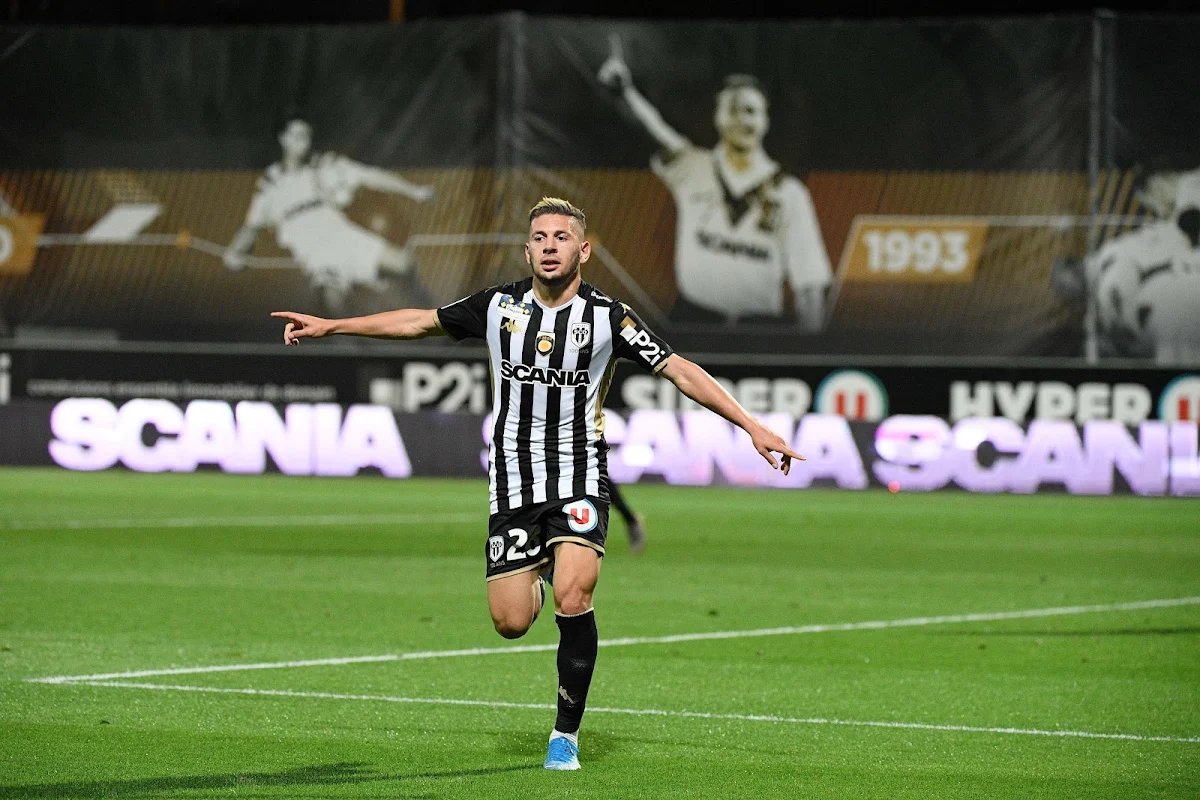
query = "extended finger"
xmin=776 ymin=443 xmax=806 ymax=462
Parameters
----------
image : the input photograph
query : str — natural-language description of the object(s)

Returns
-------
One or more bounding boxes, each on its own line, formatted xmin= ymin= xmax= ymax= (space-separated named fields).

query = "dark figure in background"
xmin=603 ymin=476 xmax=646 ymax=555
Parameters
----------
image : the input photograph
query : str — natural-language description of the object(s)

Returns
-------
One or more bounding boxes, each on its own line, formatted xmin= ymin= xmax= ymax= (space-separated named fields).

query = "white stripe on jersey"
xmin=583 ymin=304 xmax=614 ymax=498
xmin=500 ymin=289 xmax=534 ymax=510
xmin=484 ymin=292 xmax=504 ymax=507
xmin=527 ymin=302 xmax=559 ymax=505
xmin=556 ymin=300 xmax=589 ymax=501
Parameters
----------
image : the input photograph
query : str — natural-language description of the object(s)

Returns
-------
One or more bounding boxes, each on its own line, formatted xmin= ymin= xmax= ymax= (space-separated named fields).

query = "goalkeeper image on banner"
xmin=224 ymin=118 xmax=436 ymax=312
xmin=271 ymin=198 xmax=802 ymax=771
xmin=598 ymin=37 xmax=832 ymax=332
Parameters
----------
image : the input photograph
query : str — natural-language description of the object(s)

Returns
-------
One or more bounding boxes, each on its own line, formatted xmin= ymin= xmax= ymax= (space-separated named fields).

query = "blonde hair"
xmin=528 ymin=197 xmax=586 ymax=234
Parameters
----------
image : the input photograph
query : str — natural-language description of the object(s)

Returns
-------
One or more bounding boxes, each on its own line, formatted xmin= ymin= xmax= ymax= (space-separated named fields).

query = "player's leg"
xmin=486 ymin=569 xmax=545 ymax=640
xmin=485 ymin=509 xmax=551 ymax=640
xmin=605 ymin=477 xmax=646 ymax=555
xmin=543 ymin=543 xmax=600 ymax=770
xmin=541 ymin=498 xmax=609 ymax=770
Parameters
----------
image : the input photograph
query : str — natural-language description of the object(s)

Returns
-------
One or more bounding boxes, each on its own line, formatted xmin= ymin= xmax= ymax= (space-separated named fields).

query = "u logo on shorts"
xmin=563 ymin=499 xmax=598 ymax=534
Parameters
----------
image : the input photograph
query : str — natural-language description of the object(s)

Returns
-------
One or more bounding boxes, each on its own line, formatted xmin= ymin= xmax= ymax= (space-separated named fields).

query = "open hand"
xmin=270 ymin=311 xmax=333 ymax=346
xmin=750 ymin=424 xmax=805 ymax=475
xmin=223 ymin=249 xmax=247 ymax=271
xmin=598 ymin=34 xmax=632 ymax=91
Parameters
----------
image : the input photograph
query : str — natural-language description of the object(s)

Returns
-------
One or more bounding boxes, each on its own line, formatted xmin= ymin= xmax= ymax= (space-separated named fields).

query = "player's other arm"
xmin=270 ymin=308 xmax=445 ymax=345
xmin=348 ymin=159 xmax=435 ymax=203
xmin=659 ymin=354 xmax=804 ymax=474
xmin=223 ymin=226 xmax=259 ymax=270
xmin=598 ymin=37 xmax=688 ymax=156
xmin=224 ymin=182 xmax=270 ymax=271
xmin=783 ymin=181 xmax=832 ymax=334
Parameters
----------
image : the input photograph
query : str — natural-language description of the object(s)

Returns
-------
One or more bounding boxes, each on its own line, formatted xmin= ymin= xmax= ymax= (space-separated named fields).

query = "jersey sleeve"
xmin=650 ymin=144 xmax=706 ymax=193
xmin=780 ymin=179 xmax=832 ymax=290
xmin=611 ymin=304 xmax=674 ymax=374
xmin=436 ymin=287 xmax=494 ymax=341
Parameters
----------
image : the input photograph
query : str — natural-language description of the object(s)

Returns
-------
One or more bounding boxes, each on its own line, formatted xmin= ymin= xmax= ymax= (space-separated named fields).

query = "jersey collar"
xmin=711 ymin=145 xmax=779 ymax=199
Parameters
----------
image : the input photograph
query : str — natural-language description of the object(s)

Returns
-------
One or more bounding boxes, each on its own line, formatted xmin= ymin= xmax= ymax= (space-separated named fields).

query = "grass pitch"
xmin=1 ymin=468 xmax=1198 ymax=798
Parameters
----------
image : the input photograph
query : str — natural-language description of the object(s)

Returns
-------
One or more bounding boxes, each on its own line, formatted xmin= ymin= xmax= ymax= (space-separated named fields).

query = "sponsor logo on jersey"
xmin=569 ymin=322 xmax=591 ymax=348
xmin=563 ymin=499 xmax=598 ymax=533
xmin=814 ymin=369 xmax=888 ymax=422
xmin=536 ymin=331 xmax=555 ymax=356
xmin=497 ymin=295 xmax=533 ymax=321
xmin=487 ymin=535 xmax=504 ymax=563
xmin=619 ymin=318 xmax=665 ymax=367
xmin=695 ymin=230 xmax=770 ymax=261
xmin=500 ymin=318 xmax=523 ymax=334
xmin=500 ymin=359 xmax=591 ymax=387
xmin=1158 ymin=374 xmax=1200 ymax=422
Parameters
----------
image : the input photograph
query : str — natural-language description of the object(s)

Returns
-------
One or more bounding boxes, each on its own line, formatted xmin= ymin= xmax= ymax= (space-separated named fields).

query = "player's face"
xmin=279 ymin=121 xmax=312 ymax=159
xmin=526 ymin=214 xmax=590 ymax=289
xmin=715 ymin=87 xmax=769 ymax=152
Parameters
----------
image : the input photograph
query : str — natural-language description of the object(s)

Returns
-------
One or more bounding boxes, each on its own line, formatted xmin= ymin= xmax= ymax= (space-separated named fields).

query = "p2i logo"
xmin=563 ymin=499 xmax=598 ymax=534
xmin=619 ymin=318 xmax=663 ymax=366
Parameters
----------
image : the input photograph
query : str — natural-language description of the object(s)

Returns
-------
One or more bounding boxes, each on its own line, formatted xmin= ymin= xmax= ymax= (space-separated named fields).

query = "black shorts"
xmin=485 ymin=495 xmax=609 ymax=582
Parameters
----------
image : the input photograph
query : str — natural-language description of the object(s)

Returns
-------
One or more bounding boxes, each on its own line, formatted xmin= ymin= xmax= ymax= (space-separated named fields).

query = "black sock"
xmin=607 ymin=480 xmax=635 ymax=524
xmin=554 ymin=609 xmax=598 ymax=734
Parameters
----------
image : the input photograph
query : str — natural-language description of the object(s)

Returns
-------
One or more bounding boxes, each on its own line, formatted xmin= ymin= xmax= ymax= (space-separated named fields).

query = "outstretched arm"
xmin=794 ymin=286 xmax=826 ymax=334
xmin=270 ymin=308 xmax=445 ymax=345
xmin=659 ymin=355 xmax=804 ymax=473
xmin=598 ymin=35 xmax=688 ymax=155
xmin=352 ymin=163 xmax=435 ymax=202
xmin=224 ymin=225 xmax=259 ymax=270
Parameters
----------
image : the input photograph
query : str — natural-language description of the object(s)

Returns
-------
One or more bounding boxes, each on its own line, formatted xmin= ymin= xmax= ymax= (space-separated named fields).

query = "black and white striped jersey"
xmin=436 ymin=279 xmax=673 ymax=514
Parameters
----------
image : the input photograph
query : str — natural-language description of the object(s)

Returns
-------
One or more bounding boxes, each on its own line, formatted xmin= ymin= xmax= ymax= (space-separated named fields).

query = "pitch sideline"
xmin=29 ymin=595 xmax=1200 ymax=685
xmin=71 ymin=680 xmax=1200 ymax=745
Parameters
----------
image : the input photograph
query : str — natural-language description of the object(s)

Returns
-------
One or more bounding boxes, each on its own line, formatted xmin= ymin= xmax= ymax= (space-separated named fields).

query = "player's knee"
xmin=554 ymin=586 xmax=593 ymax=617
xmin=491 ymin=613 xmax=531 ymax=640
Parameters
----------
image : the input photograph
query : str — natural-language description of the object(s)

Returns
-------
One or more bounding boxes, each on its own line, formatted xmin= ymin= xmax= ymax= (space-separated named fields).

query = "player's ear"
xmin=579 ymin=239 xmax=591 ymax=264
xmin=524 ymin=243 xmax=532 ymax=267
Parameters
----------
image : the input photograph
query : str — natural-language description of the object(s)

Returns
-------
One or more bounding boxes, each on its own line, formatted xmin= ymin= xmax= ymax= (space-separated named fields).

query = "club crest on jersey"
xmin=487 ymin=535 xmax=505 ymax=563
xmin=563 ymin=499 xmax=598 ymax=534
xmin=536 ymin=331 xmax=555 ymax=356
xmin=569 ymin=322 xmax=591 ymax=349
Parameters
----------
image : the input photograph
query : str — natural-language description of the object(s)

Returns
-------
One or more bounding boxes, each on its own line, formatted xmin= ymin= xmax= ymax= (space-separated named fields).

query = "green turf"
xmin=1 ymin=468 xmax=1197 ymax=798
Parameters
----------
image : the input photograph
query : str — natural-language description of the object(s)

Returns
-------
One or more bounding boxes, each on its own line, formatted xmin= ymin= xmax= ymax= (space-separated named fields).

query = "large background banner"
xmin=2 ymin=399 xmax=1197 ymax=497
xmin=0 ymin=14 xmax=1197 ymax=362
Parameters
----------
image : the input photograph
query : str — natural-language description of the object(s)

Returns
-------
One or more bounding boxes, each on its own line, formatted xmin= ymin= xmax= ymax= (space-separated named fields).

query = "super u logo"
xmin=563 ymin=499 xmax=598 ymax=533
xmin=1158 ymin=375 xmax=1200 ymax=423
xmin=814 ymin=369 xmax=889 ymax=422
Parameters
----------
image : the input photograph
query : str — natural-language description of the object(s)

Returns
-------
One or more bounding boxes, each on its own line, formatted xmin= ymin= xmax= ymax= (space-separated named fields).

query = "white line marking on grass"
xmin=29 ymin=596 xmax=1200 ymax=685
xmin=0 ymin=513 xmax=479 ymax=531
xmin=74 ymin=681 xmax=1200 ymax=745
